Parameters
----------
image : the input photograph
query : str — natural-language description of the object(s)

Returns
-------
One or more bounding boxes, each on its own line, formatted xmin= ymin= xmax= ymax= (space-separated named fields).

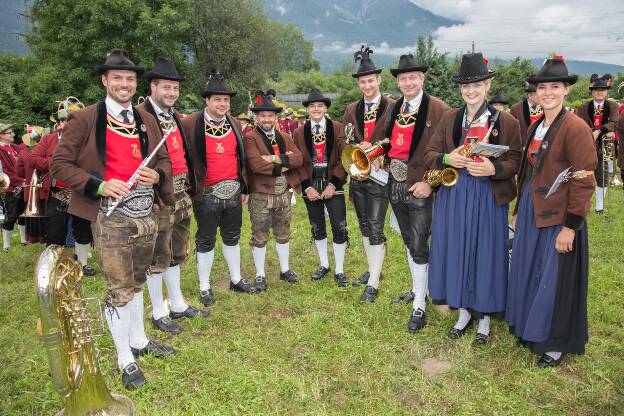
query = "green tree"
xmin=490 ymin=57 xmax=536 ymax=105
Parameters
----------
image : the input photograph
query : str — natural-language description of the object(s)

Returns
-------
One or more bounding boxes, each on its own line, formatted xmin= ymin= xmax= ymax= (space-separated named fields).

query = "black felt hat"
xmin=201 ymin=68 xmax=236 ymax=98
xmin=95 ymin=49 xmax=144 ymax=75
xmin=352 ymin=45 xmax=383 ymax=78
xmin=490 ymin=92 xmax=508 ymax=105
xmin=528 ymin=56 xmax=578 ymax=85
xmin=251 ymin=90 xmax=282 ymax=113
xmin=144 ymin=57 xmax=183 ymax=82
xmin=390 ymin=54 xmax=429 ymax=77
xmin=452 ymin=52 xmax=496 ymax=84
xmin=589 ymin=73 xmax=612 ymax=90
xmin=302 ymin=89 xmax=331 ymax=108
xmin=524 ymin=82 xmax=537 ymax=93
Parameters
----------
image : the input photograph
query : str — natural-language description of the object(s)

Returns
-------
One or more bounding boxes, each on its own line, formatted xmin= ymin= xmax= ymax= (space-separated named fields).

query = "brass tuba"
xmin=341 ymin=138 xmax=390 ymax=179
xmin=36 ymin=245 xmax=134 ymax=416
xmin=0 ymin=172 xmax=9 ymax=195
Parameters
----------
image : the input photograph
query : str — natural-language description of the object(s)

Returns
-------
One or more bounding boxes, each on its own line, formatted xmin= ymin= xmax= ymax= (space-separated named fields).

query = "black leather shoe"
xmin=360 ymin=285 xmax=378 ymax=303
xmin=131 ymin=339 xmax=176 ymax=359
xmin=473 ymin=332 xmax=489 ymax=346
xmin=280 ymin=270 xmax=300 ymax=283
xmin=121 ymin=363 xmax=145 ymax=390
xmin=82 ymin=265 xmax=96 ymax=276
xmin=311 ymin=266 xmax=330 ymax=281
xmin=447 ymin=319 xmax=474 ymax=339
xmin=352 ymin=271 xmax=369 ymax=287
xmin=392 ymin=290 xmax=415 ymax=305
xmin=595 ymin=209 xmax=604 ymax=214
xmin=538 ymin=353 xmax=563 ymax=368
xmin=255 ymin=276 xmax=267 ymax=292
xmin=407 ymin=308 xmax=427 ymax=333
xmin=199 ymin=289 xmax=214 ymax=306
xmin=170 ymin=305 xmax=209 ymax=320
xmin=151 ymin=316 xmax=181 ymax=334
xmin=334 ymin=273 xmax=349 ymax=287
xmin=230 ymin=278 xmax=258 ymax=293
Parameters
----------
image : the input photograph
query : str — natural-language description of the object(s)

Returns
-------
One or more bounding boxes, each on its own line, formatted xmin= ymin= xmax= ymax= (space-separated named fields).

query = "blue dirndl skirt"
xmin=428 ymin=169 xmax=509 ymax=316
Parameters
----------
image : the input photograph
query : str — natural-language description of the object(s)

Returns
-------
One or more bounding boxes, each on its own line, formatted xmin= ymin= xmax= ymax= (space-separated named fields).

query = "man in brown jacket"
xmin=575 ymin=74 xmax=619 ymax=213
xmin=342 ymin=46 xmax=395 ymax=301
xmin=509 ymin=82 xmax=542 ymax=144
xmin=293 ymin=89 xmax=349 ymax=286
xmin=244 ymin=90 xmax=303 ymax=291
xmin=181 ymin=69 xmax=257 ymax=305
xmin=51 ymin=49 xmax=175 ymax=390
xmin=137 ymin=57 xmax=208 ymax=335
xmin=384 ymin=54 xmax=450 ymax=329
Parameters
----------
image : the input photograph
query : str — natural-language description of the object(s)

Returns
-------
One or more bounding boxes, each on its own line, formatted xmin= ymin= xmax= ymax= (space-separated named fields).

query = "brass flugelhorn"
xmin=36 ymin=245 xmax=134 ymax=416
xmin=21 ymin=170 xmax=45 ymax=218
xmin=341 ymin=138 xmax=390 ymax=180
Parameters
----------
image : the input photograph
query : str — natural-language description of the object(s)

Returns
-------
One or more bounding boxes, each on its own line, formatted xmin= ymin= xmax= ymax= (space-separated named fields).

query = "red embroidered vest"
xmin=388 ymin=111 xmax=417 ymax=160
xmin=204 ymin=121 xmax=238 ymax=185
xmin=104 ymin=115 xmax=142 ymax=182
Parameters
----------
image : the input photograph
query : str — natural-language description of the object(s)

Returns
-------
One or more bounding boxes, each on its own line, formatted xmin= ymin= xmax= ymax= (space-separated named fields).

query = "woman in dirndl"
xmin=506 ymin=56 xmax=597 ymax=367
xmin=424 ymin=52 xmax=521 ymax=345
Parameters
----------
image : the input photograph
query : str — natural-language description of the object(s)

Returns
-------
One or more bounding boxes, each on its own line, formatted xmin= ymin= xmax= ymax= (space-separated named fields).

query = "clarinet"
xmin=105 ymin=128 xmax=173 ymax=217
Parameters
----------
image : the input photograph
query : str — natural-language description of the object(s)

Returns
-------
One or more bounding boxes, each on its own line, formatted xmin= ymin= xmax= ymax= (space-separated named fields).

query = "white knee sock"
xmin=315 ymin=238 xmax=329 ymax=268
xmin=407 ymin=248 xmax=428 ymax=311
xmin=367 ymin=243 xmax=385 ymax=289
xmin=18 ymin=224 xmax=26 ymax=243
xmin=222 ymin=244 xmax=242 ymax=284
xmin=275 ymin=242 xmax=290 ymax=273
xmin=454 ymin=308 xmax=472 ymax=330
xmin=129 ymin=291 xmax=150 ymax=350
xmin=196 ymin=250 xmax=214 ymax=291
xmin=595 ymin=186 xmax=606 ymax=211
xmin=290 ymin=190 xmax=296 ymax=206
xmin=252 ymin=246 xmax=266 ymax=277
xmin=105 ymin=302 xmax=134 ymax=370
xmin=163 ymin=265 xmax=188 ymax=313
xmin=333 ymin=242 xmax=346 ymax=274
xmin=362 ymin=236 xmax=371 ymax=269
xmin=74 ymin=243 xmax=90 ymax=266
xmin=477 ymin=315 xmax=491 ymax=336
xmin=545 ymin=351 xmax=562 ymax=360
xmin=146 ymin=272 xmax=167 ymax=320
xmin=2 ymin=229 xmax=11 ymax=250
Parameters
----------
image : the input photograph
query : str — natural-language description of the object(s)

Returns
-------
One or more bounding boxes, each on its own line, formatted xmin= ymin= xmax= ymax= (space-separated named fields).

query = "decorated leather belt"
xmin=173 ymin=173 xmax=187 ymax=194
xmin=389 ymin=158 xmax=408 ymax=182
xmin=204 ymin=179 xmax=240 ymax=200
xmin=51 ymin=188 xmax=71 ymax=205
xmin=100 ymin=184 xmax=154 ymax=218
xmin=274 ymin=175 xmax=288 ymax=195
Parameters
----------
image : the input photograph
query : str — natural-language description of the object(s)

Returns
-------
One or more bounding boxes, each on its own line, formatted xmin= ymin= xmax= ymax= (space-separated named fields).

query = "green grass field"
xmin=1 ymin=189 xmax=623 ymax=415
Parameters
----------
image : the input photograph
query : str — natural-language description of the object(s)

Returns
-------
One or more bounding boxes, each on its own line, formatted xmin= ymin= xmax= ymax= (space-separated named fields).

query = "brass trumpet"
xmin=423 ymin=168 xmax=459 ymax=187
xmin=341 ymin=138 xmax=390 ymax=179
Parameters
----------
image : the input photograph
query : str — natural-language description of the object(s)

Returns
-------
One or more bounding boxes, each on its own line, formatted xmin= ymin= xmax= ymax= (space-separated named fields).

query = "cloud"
xmin=410 ymin=0 xmax=624 ymax=65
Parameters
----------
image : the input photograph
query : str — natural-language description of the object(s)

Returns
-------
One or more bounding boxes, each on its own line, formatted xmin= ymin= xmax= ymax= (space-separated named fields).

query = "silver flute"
xmin=105 ymin=128 xmax=174 ymax=217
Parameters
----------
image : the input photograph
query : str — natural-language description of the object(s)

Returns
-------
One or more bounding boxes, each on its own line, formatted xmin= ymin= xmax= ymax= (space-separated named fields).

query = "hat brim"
xmin=302 ymin=98 xmax=331 ymax=108
xmin=490 ymin=100 xmax=508 ymax=105
xmin=252 ymin=107 xmax=283 ymax=113
xmin=589 ymin=85 xmax=611 ymax=90
xmin=201 ymin=91 xmax=237 ymax=98
xmin=144 ymin=71 xmax=184 ymax=82
xmin=96 ymin=64 xmax=145 ymax=75
xmin=352 ymin=68 xmax=382 ymax=78
xmin=0 ymin=124 xmax=13 ymax=133
xmin=452 ymin=71 xmax=496 ymax=84
xmin=390 ymin=66 xmax=429 ymax=77
xmin=528 ymin=75 xmax=578 ymax=85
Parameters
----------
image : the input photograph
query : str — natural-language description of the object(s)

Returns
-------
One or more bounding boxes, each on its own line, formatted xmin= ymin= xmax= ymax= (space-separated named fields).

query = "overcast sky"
xmin=410 ymin=0 xmax=624 ymax=64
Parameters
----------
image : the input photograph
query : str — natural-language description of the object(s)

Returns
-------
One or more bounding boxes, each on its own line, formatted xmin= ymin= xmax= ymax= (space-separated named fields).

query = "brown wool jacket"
xmin=50 ymin=101 xmax=174 ymax=221
xmin=384 ymin=93 xmax=450 ymax=187
xmin=136 ymin=100 xmax=197 ymax=199
xmin=509 ymin=99 xmax=534 ymax=144
xmin=342 ymin=95 xmax=395 ymax=144
xmin=575 ymin=99 xmax=619 ymax=135
xmin=292 ymin=118 xmax=347 ymax=191
xmin=243 ymin=127 xmax=303 ymax=194
xmin=514 ymin=110 xmax=597 ymax=229
xmin=424 ymin=105 xmax=522 ymax=206
xmin=180 ymin=110 xmax=247 ymax=200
